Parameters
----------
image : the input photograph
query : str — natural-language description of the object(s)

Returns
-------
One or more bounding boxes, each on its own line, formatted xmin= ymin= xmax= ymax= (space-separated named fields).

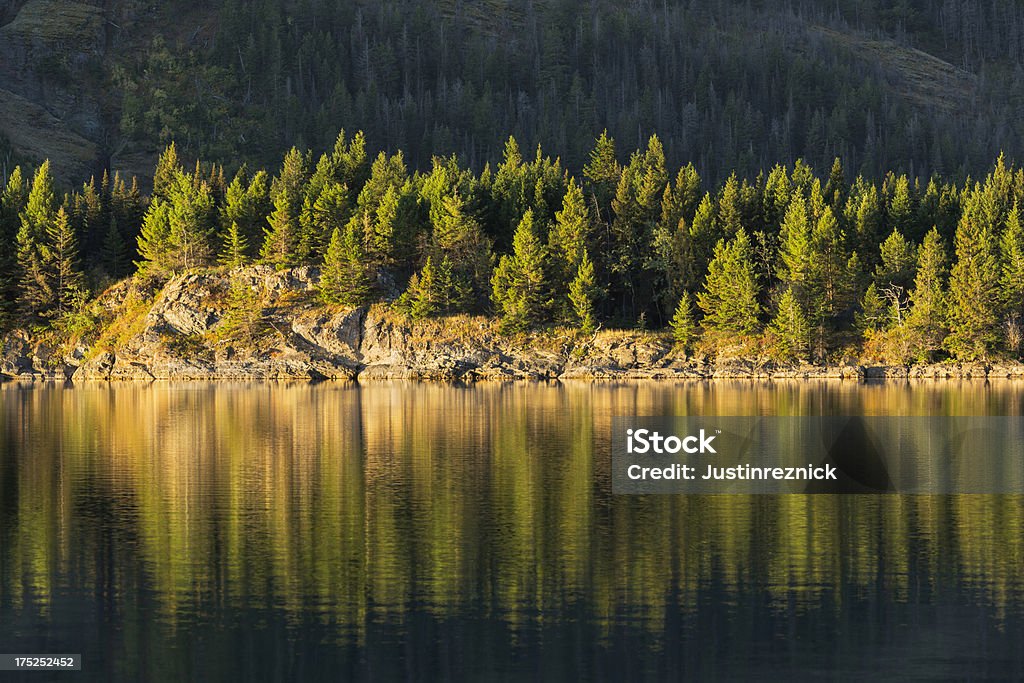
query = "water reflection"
xmin=0 ymin=381 xmax=1023 ymax=680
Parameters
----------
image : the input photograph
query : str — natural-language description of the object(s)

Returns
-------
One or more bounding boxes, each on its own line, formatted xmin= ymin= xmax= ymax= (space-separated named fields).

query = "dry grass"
xmin=811 ymin=25 xmax=977 ymax=113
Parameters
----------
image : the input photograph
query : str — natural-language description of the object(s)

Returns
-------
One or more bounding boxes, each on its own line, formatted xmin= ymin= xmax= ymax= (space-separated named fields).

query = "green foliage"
xmin=218 ymin=222 xmax=250 ymax=268
xmin=907 ymin=227 xmax=948 ymax=360
xmin=47 ymin=207 xmax=85 ymax=319
xmin=698 ymin=229 xmax=760 ymax=335
xmin=320 ymin=225 xmax=373 ymax=307
xmin=491 ymin=210 xmax=549 ymax=332
xmin=945 ymin=207 xmax=1001 ymax=360
xmin=568 ymin=249 xmax=599 ymax=333
xmin=404 ymin=256 xmax=456 ymax=319
xmin=669 ymin=291 xmax=697 ymax=352
xmin=17 ymin=161 xmax=58 ymax=318
xmin=217 ymin=277 xmax=267 ymax=343
xmin=768 ymin=288 xmax=810 ymax=361
xmin=856 ymin=282 xmax=886 ymax=336
xmin=136 ymin=170 xmax=216 ymax=273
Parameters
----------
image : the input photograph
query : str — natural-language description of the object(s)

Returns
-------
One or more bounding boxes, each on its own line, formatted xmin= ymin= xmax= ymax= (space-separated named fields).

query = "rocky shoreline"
xmin=3 ymin=266 xmax=1024 ymax=383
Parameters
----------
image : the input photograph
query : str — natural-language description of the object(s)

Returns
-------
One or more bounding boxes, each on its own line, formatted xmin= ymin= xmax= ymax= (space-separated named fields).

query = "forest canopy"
xmin=3 ymin=130 xmax=1024 ymax=364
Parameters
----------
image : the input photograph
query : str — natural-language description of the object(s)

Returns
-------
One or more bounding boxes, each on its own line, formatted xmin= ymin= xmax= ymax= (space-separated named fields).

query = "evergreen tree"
xmin=567 ymin=249 xmax=599 ymax=333
xmin=491 ymin=210 xmax=548 ymax=332
xmin=219 ymin=222 xmax=250 ymax=268
xmin=17 ymin=161 xmax=58 ymax=318
xmin=320 ymin=225 xmax=372 ymax=306
xmin=261 ymin=147 xmax=307 ymax=267
xmin=669 ymin=291 xmax=697 ymax=353
xmin=778 ymin=194 xmax=813 ymax=304
xmin=907 ymin=227 xmax=948 ymax=359
xmin=856 ymin=282 xmax=887 ymax=334
xmin=582 ymin=130 xmax=619 ymax=221
xmin=102 ymin=216 xmax=130 ymax=278
xmin=549 ymin=178 xmax=591 ymax=317
xmin=405 ymin=255 xmax=455 ymax=319
xmin=136 ymin=170 xmax=216 ymax=273
xmin=261 ymin=189 xmax=301 ymax=268
xmin=1000 ymin=202 xmax=1024 ymax=318
xmin=46 ymin=207 xmax=84 ymax=319
xmin=0 ymin=167 xmax=26 ymax=316
xmin=946 ymin=210 xmax=1001 ymax=359
xmin=697 ymin=229 xmax=760 ymax=335
xmin=769 ymin=288 xmax=810 ymax=361
xmin=152 ymin=143 xmax=181 ymax=199
xmin=875 ymin=229 xmax=917 ymax=292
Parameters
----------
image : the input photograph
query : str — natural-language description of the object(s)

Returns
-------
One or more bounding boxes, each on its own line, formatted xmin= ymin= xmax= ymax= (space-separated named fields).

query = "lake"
xmin=1 ymin=381 xmax=1023 ymax=680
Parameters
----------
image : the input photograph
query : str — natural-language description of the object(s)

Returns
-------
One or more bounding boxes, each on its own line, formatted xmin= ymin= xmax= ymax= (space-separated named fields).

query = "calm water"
xmin=1 ymin=381 xmax=1024 ymax=681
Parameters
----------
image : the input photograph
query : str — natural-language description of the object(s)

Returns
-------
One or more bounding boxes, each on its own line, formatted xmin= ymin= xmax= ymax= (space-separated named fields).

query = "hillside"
xmin=3 ymin=0 xmax=1024 ymax=185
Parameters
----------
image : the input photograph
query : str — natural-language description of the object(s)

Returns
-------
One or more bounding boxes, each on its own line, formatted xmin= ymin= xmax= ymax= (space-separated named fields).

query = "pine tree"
xmin=491 ymin=210 xmax=548 ymax=332
xmin=810 ymin=205 xmax=849 ymax=321
xmin=583 ymin=130 xmax=619 ymax=219
xmin=778 ymin=194 xmax=813 ymax=304
xmin=102 ymin=216 xmax=129 ymax=278
xmin=856 ymin=282 xmax=887 ymax=334
xmin=946 ymin=210 xmax=1000 ymax=360
xmin=568 ymin=249 xmax=599 ymax=333
xmin=320 ymin=224 xmax=372 ymax=306
xmin=17 ymin=161 xmax=58 ymax=318
xmin=136 ymin=170 xmax=216 ymax=273
xmin=697 ymin=229 xmax=760 ymax=335
xmin=769 ymin=288 xmax=810 ymax=361
xmin=153 ymin=143 xmax=181 ymax=199
xmin=405 ymin=255 xmax=454 ymax=319
xmin=549 ymin=178 xmax=591 ymax=317
xmin=261 ymin=147 xmax=307 ymax=268
xmin=1000 ymin=202 xmax=1024 ymax=317
xmin=669 ymin=291 xmax=697 ymax=352
xmin=0 ymin=167 xmax=26 ymax=316
xmin=875 ymin=229 xmax=917 ymax=292
xmin=431 ymin=192 xmax=492 ymax=310
xmin=261 ymin=190 xmax=301 ymax=268
xmin=46 ymin=207 xmax=84 ymax=319
xmin=136 ymin=200 xmax=173 ymax=273
xmin=219 ymin=222 xmax=250 ymax=268
xmin=907 ymin=227 xmax=948 ymax=359
xmin=221 ymin=169 xmax=271 ymax=261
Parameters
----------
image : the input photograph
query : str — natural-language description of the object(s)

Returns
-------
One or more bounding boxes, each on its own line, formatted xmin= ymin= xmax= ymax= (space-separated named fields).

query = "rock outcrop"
xmin=4 ymin=266 xmax=1024 ymax=383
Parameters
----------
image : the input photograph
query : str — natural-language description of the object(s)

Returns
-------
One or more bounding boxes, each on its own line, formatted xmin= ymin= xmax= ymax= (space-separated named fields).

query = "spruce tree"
xmin=856 ymin=282 xmax=887 ymax=334
xmin=136 ymin=200 xmax=173 ymax=274
xmin=669 ymin=291 xmax=697 ymax=352
xmin=406 ymin=255 xmax=455 ymax=319
xmin=583 ymin=130 xmax=619 ymax=219
xmin=875 ymin=229 xmax=917 ymax=292
xmin=907 ymin=227 xmax=948 ymax=359
xmin=320 ymin=224 xmax=372 ymax=306
xmin=549 ymin=178 xmax=591 ymax=317
xmin=778 ymin=195 xmax=813 ymax=297
xmin=261 ymin=147 xmax=307 ymax=268
xmin=152 ymin=142 xmax=180 ymax=199
xmin=769 ymin=288 xmax=810 ymax=361
xmin=1000 ymin=202 xmax=1024 ymax=317
xmin=0 ymin=167 xmax=26 ymax=317
xmin=102 ymin=216 xmax=129 ymax=278
xmin=491 ymin=210 xmax=548 ymax=331
xmin=17 ymin=161 xmax=58 ymax=318
xmin=567 ymin=249 xmax=598 ymax=333
xmin=219 ymin=222 xmax=250 ymax=268
xmin=697 ymin=229 xmax=760 ymax=335
xmin=946 ymin=211 xmax=1000 ymax=360
xmin=46 ymin=207 xmax=84 ymax=319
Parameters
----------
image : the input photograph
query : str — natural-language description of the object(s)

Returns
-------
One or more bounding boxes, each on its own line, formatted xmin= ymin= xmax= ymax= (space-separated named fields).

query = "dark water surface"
xmin=1 ymin=381 xmax=1023 ymax=681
